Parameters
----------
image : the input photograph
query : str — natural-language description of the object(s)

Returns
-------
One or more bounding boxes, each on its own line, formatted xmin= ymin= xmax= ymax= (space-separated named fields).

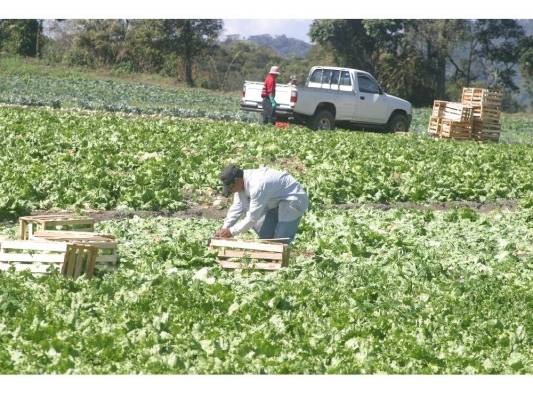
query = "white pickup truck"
xmin=240 ymin=66 xmax=412 ymax=131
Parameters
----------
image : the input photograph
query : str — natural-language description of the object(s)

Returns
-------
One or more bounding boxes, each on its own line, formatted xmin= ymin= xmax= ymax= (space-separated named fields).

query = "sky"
xmin=223 ymin=19 xmax=313 ymax=43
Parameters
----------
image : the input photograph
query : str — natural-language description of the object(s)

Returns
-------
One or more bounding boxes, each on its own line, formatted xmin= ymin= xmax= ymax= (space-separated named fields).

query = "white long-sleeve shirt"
xmin=223 ymin=167 xmax=309 ymax=236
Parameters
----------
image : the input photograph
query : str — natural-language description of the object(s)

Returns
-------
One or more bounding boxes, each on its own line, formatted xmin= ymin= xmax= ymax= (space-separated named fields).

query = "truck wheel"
xmin=310 ymin=110 xmax=335 ymax=131
xmin=387 ymin=113 xmax=409 ymax=132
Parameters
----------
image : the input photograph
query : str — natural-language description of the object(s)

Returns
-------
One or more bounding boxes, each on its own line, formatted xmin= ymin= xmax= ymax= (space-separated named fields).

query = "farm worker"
xmin=215 ymin=164 xmax=309 ymax=244
xmin=261 ymin=65 xmax=280 ymax=125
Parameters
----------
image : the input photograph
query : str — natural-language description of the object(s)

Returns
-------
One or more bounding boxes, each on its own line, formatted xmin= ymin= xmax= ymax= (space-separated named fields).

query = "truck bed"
xmin=240 ymin=81 xmax=295 ymax=115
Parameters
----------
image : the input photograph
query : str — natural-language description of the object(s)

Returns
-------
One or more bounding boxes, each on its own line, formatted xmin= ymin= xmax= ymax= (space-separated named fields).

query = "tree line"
xmin=0 ymin=19 xmax=531 ymax=109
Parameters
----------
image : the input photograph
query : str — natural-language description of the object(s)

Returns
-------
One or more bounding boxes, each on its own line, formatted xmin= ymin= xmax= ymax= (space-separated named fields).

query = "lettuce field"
xmin=0 ymin=72 xmax=532 ymax=373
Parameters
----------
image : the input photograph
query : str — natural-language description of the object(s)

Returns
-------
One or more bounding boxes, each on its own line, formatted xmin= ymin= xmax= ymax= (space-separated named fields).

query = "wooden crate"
xmin=462 ymin=88 xmax=502 ymax=108
xmin=462 ymin=88 xmax=502 ymax=126
xmin=0 ymin=240 xmax=96 ymax=278
xmin=19 ymin=214 xmax=95 ymax=240
xmin=472 ymin=119 xmax=501 ymax=142
xmin=432 ymin=100 xmax=473 ymax=122
xmin=429 ymin=117 xmax=473 ymax=140
xmin=209 ymin=238 xmax=289 ymax=270
xmin=31 ymin=230 xmax=118 ymax=271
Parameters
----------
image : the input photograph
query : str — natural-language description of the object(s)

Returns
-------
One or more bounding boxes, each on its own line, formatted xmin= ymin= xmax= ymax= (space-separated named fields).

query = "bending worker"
xmin=215 ymin=164 xmax=309 ymax=244
xmin=261 ymin=65 xmax=280 ymax=125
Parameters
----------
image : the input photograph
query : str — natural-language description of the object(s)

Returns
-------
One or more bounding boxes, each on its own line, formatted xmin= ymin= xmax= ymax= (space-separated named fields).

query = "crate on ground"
xmin=209 ymin=238 xmax=289 ymax=270
xmin=432 ymin=100 xmax=473 ymax=122
xmin=439 ymin=119 xmax=473 ymax=139
xmin=19 ymin=214 xmax=95 ymax=240
xmin=0 ymin=240 xmax=96 ymax=278
xmin=427 ymin=116 xmax=472 ymax=140
xmin=31 ymin=230 xmax=118 ymax=271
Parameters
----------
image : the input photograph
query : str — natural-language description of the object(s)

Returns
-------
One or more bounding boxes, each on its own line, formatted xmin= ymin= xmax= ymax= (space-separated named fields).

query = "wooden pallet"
xmin=432 ymin=100 xmax=473 ymax=122
xmin=209 ymin=238 xmax=289 ymax=270
xmin=31 ymin=231 xmax=118 ymax=270
xmin=19 ymin=214 xmax=95 ymax=240
xmin=0 ymin=240 xmax=96 ymax=278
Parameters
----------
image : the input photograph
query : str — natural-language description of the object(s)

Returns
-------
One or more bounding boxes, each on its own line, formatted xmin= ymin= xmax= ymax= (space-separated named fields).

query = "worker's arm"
xmin=229 ymin=189 xmax=267 ymax=236
xmin=222 ymin=192 xmax=246 ymax=229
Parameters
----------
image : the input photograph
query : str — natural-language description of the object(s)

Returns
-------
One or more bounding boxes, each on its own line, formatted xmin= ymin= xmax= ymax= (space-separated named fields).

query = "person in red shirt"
xmin=260 ymin=65 xmax=280 ymax=125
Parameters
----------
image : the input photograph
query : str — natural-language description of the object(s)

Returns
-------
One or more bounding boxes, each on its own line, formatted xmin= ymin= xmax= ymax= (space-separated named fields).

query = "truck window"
xmin=357 ymin=74 xmax=380 ymax=94
xmin=330 ymin=70 xmax=340 ymax=85
xmin=309 ymin=69 xmax=323 ymax=83
xmin=340 ymin=71 xmax=351 ymax=86
xmin=322 ymin=70 xmax=331 ymax=89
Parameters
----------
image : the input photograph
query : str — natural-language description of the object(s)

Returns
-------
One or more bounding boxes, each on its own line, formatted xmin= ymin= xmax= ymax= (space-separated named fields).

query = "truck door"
xmin=335 ymin=70 xmax=357 ymax=121
xmin=353 ymin=74 xmax=389 ymax=124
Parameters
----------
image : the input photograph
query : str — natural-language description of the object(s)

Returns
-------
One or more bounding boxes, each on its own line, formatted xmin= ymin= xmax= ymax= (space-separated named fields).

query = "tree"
xmin=152 ymin=20 xmax=223 ymax=86
xmin=0 ymin=19 xmax=43 ymax=57
xmin=518 ymin=36 xmax=533 ymax=109
xmin=448 ymin=20 xmax=526 ymax=91
xmin=65 ymin=20 xmax=128 ymax=66
xmin=309 ymin=20 xmax=376 ymax=72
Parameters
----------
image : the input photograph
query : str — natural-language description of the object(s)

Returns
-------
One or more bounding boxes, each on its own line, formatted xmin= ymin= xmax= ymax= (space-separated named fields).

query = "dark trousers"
xmin=253 ymin=207 xmax=302 ymax=244
xmin=262 ymin=97 xmax=275 ymax=124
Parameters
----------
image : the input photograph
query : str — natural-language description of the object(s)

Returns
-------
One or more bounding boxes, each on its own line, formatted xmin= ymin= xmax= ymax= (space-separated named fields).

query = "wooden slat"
xmin=0 ymin=253 xmax=65 ymax=263
xmin=210 ymin=238 xmax=285 ymax=253
xmin=66 ymin=249 xmax=76 ymax=277
xmin=217 ymin=249 xmax=284 ymax=260
xmin=33 ymin=231 xmax=115 ymax=240
xmin=86 ymin=247 xmax=97 ymax=279
xmin=218 ymin=260 xmax=283 ymax=270
xmin=73 ymin=249 xmax=84 ymax=279
xmin=0 ymin=240 xmax=68 ymax=252
xmin=0 ymin=263 xmax=54 ymax=273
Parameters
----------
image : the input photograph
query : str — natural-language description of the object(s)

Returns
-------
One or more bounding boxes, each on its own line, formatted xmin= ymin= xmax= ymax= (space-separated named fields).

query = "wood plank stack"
xmin=461 ymin=88 xmax=502 ymax=142
xmin=209 ymin=238 xmax=289 ymax=270
xmin=428 ymin=100 xmax=473 ymax=140
xmin=428 ymin=88 xmax=502 ymax=142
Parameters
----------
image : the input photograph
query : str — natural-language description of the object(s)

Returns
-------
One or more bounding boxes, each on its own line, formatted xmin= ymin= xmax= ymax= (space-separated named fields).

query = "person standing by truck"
xmin=261 ymin=65 xmax=280 ymax=125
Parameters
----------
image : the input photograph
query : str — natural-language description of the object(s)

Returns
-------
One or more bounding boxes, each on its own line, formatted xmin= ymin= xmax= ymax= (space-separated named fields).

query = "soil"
xmin=27 ymin=199 xmax=518 ymax=224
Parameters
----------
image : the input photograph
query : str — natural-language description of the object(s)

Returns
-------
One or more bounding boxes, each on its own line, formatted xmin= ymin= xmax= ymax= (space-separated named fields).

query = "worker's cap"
xmin=219 ymin=164 xmax=243 ymax=197
xmin=269 ymin=65 xmax=280 ymax=75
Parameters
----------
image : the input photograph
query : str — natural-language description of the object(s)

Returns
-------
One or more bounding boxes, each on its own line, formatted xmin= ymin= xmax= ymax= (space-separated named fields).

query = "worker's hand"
xmin=270 ymin=96 xmax=278 ymax=107
xmin=215 ymin=228 xmax=232 ymax=238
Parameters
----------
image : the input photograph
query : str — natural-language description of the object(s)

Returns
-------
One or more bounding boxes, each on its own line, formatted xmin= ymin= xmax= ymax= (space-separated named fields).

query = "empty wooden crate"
xmin=19 ymin=214 xmax=95 ymax=240
xmin=209 ymin=238 xmax=289 ymax=270
xmin=31 ymin=230 xmax=118 ymax=271
xmin=0 ymin=240 xmax=96 ymax=279
xmin=432 ymin=100 xmax=473 ymax=122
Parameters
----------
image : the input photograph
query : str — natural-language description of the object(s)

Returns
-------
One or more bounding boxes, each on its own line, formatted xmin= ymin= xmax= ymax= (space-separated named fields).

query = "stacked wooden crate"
xmin=428 ymin=88 xmax=502 ymax=141
xmin=461 ymin=88 xmax=502 ymax=142
xmin=428 ymin=100 xmax=474 ymax=140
